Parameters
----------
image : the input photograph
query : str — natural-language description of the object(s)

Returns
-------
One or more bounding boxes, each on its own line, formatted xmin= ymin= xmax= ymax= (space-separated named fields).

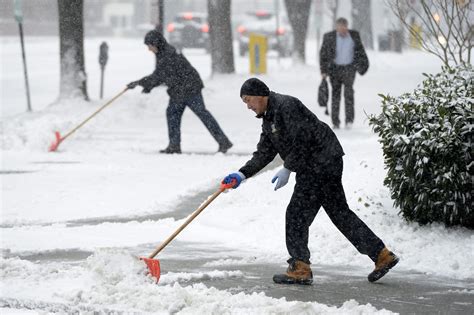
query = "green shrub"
xmin=369 ymin=64 xmax=473 ymax=228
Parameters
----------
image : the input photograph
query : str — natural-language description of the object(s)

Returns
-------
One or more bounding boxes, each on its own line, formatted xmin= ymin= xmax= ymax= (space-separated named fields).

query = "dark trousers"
xmin=286 ymin=158 xmax=385 ymax=265
xmin=329 ymin=65 xmax=356 ymax=127
xmin=166 ymin=93 xmax=230 ymax=147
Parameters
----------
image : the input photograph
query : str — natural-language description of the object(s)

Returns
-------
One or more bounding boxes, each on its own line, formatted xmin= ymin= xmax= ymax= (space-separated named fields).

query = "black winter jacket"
xmin=138 ymin=37 xmax=203 ymax=100
xmin=239 ymin=92 xmax=345 ymax=178
xmin=319 ymin=30 xmax=369 ymax=76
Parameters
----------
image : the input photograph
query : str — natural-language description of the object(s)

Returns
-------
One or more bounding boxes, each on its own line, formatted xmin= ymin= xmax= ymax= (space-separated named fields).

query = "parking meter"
xmin=99 ymin=42 xmax=108 ymax=98
xmin=99 ymin=42 xmax=108 ymax=69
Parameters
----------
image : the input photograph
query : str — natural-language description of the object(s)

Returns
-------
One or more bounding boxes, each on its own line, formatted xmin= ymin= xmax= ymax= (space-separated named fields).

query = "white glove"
xmin=271 ymin=167 xmax=291 ymax=191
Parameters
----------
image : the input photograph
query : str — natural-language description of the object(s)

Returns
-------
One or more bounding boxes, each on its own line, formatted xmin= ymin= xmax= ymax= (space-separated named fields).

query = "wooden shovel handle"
xmin=61 ymin=87 xmax=129 ymax=141
xmin=148 ymin=187 xmax=225 ymax=259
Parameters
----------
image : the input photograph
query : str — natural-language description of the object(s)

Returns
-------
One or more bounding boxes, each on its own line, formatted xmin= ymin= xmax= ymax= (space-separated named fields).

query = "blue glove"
xmin=271 ymin=167 xmax=291 ymax=191
xmin=222 ymin=172 xmax=245 ymax=189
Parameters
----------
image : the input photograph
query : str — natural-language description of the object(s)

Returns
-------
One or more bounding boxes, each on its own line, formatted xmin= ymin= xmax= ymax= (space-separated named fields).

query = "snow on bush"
xmin=369 ymin=64 xmax=473 ymax=228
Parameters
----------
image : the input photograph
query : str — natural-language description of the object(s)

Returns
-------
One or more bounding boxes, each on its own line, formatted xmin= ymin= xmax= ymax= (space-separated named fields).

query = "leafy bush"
xmin=369 ymin=64 xmax=473 ymax=228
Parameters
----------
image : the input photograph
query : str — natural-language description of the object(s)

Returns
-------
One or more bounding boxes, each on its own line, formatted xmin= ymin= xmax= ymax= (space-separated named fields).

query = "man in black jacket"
xmin=320 ymin=17 xmax=369 ymax=129
xmin=128 ymin=30 xmax=232 ymax=154
xmin=222 ymin=78 xmax=398 ymax=285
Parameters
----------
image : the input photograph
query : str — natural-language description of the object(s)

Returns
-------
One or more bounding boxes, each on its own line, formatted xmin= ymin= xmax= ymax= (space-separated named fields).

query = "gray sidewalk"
xmin=12 ymin=243 xmax=474 ymax=315
xmin=156 ymin=244 xmax=474 ymax=315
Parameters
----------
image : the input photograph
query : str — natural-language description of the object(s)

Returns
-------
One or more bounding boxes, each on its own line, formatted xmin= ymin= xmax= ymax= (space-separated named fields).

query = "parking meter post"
xmin=100 ymin=65 xmax=104 ymax=99
xmin=14 ymin=0 xmax=32 ymax=112
xmin=99 ymin=42 xmax=109 ymax=99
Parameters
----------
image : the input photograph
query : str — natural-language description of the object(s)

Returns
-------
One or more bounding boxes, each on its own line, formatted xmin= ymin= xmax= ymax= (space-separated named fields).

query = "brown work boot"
xmin=273 ymin=260 xmax=313 ymax=285
xmin=368 ymin=247 xmax=399 ymax=282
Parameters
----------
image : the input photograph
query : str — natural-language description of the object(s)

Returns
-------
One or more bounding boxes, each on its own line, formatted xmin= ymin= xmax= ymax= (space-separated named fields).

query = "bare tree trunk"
xmin=58 ymin=0 xmax=88 ymax=100
xmin=208 ymin=0 xmax=235 ymax=74
xmin=285 ymin=0 xmax=312 ymax=63
xmin=156 ymin=0 xmax=164 ymax=34
xmin=352 ymin=0 xmax=373 ymax=49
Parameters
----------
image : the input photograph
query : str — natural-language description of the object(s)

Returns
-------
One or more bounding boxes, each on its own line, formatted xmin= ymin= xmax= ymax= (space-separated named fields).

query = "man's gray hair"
xmin=336 ymin=17 xmax=348 ymax=26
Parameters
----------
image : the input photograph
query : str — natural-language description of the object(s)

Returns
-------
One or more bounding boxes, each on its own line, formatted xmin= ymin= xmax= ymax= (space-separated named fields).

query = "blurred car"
xmin=167 ymin=12 xmax=210 ymax=52
xmin=236 ymin=10 xmax=293 ymax=57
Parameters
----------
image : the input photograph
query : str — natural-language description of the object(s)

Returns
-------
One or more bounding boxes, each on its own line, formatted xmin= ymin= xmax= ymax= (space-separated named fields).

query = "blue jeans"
xmin=166 ymin=93 xmax=230 ymax=147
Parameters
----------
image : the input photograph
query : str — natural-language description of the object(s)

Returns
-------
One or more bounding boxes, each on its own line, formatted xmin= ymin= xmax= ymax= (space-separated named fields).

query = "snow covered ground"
xmin=2 ymin=36 xmax=473 ymax=314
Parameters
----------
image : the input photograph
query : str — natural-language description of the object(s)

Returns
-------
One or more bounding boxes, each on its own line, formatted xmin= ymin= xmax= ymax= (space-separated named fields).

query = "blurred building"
xmin=0 ymin=0 xmax=284 ymax=37
xmin=0 ymin=0 xmax=154 ymax=37
xmin=1 ymin=0 xmax=403 ymax=52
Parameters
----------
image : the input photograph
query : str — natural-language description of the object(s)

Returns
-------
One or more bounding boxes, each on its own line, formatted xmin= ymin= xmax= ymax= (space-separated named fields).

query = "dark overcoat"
xmin=239 ymin=92 xmax=345 ymax=178
xmin=138 ymin=30 xmax=204 ymax=100
xmin=319 ymin=30 xmax=369 ymax=76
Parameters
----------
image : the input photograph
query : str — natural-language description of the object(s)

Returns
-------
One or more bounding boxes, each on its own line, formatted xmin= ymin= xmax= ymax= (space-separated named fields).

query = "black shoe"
xmin=273 ymin=260 xmax=313 ymax=285
xmin=218 ymin=141 xmax=233 ymax=153
xmin=368 ymin=248 xmax=399 ymax=282
xmin=159 ymin=146 xmax=181 ymax=154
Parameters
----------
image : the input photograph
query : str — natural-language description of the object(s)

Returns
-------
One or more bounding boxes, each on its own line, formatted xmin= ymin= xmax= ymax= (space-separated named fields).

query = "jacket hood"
xmin=145 ymin=30 xmax=167 ymax=49
xmin=144 ymin=30 xmax=170 ymax=53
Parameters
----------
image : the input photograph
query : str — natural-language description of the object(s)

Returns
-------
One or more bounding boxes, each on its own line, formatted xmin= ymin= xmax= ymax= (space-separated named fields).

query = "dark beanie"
xmin=240 ymin=78 xmax=270 ymax=97
xmin=144 ymin=29 xmax=167 ymax=50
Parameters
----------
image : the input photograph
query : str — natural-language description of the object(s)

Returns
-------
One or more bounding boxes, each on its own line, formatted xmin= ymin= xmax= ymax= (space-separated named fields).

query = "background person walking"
xmin=320 ymin=17 xmax=369 ymax=129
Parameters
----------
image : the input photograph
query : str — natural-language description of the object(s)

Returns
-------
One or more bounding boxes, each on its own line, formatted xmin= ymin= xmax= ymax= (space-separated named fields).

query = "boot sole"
xmin=273 ymin=276 xmax=313 ymax=285
xmin=368 ymin=256 xmax=400 ymax=283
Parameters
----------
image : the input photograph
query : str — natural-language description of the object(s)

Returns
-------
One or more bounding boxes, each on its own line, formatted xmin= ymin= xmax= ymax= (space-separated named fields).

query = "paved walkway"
xmin=11 ymin=243 xmax=474 ymax=314
xmin=158 ymin=245 xmax=474 ymax=315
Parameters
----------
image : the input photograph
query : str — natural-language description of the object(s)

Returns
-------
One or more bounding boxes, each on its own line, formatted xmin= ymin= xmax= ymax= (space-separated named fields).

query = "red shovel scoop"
xmin=141 ymin=180 xmax=236 ymax=282
xmin=49 ymin=131 xmax=63 ymax=152
xmin=141 ymin=257 xmax=161 ymax=281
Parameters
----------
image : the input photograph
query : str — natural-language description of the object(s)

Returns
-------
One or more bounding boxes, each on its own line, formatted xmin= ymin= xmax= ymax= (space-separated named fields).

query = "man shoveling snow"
xmin=222 ymin=78 xmax=399 ymax=285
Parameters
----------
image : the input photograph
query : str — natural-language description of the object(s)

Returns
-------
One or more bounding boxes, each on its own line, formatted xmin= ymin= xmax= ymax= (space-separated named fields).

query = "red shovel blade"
xmin=49 ymin=131 xmax=62 ymax=152
xmin=141 ymin=257 xmax=161 ymax=282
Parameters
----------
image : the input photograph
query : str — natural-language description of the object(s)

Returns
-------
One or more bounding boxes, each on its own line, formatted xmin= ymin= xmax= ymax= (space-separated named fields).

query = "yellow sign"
xmin=249 ymin=33 xmax=267 ymax=74
xmin=409 ymin=23 xmax=422 ymax=49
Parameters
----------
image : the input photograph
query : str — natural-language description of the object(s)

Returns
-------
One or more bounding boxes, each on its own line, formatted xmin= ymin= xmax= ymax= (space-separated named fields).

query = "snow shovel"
xmin=141 ymin=180 xmax=236 ymax=282
xmin=48 ymin=87 xmax=129 ymax=152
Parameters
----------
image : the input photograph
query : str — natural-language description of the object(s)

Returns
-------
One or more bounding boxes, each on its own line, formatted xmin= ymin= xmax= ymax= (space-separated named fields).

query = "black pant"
xmin=286 ymin=158 xmax=385 ymax=265
xmin=329 ymin=65 xmax=356 ymax=127
xmin=166 ymin=93 xmax=230 ymax=147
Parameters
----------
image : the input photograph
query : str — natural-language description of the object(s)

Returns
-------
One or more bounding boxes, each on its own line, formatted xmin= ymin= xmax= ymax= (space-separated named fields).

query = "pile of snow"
xmin=1 ymin=250 xmax=394 ymax=314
